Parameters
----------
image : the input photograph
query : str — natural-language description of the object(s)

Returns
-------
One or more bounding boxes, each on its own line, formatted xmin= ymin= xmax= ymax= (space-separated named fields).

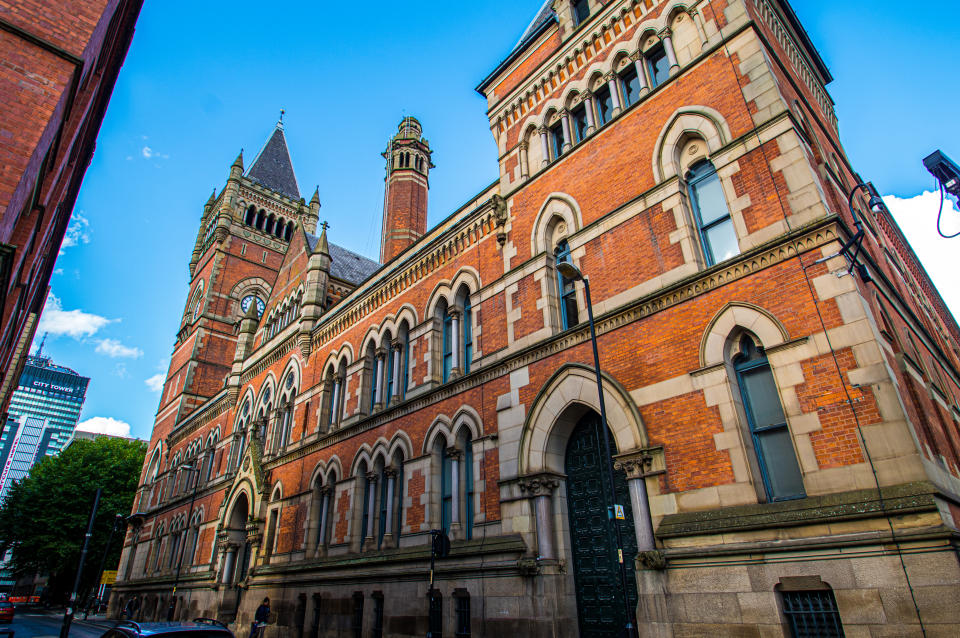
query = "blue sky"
xmin=39 ymin=1 xmax=959 ymax=440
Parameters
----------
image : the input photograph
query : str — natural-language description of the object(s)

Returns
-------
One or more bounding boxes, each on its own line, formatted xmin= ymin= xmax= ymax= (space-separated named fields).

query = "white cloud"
xmin=95 ymin=338 xmax=143 ymax=358
xmin=141 ymin=146 xmax=153 ymax=159
xmin=60 ymin=212 xmax=90 ymax=253
xmin=883 ymin=191 xmax=960 ymax=317
xmin=77 ymin=417 xmax=131 ymax=438
xmin=113 ymin=363 xmax=129 ymax=378
xmin=38 ymin=294 xmax=113 ymax=339
xmin=145 ymin=373 xmax=165 ymax=392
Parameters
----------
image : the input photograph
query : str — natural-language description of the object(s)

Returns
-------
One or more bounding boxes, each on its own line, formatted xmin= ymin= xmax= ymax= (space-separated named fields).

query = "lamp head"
xmin=866 ymin=183 xmax=884 ymax=213
xmin=556 ymin=261 xmax=584 ymax=282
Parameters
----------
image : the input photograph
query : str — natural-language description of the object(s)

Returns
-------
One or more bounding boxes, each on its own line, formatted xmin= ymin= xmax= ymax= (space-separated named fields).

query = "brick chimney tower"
xmin=380 ymin=116 xmax=433 ymax=263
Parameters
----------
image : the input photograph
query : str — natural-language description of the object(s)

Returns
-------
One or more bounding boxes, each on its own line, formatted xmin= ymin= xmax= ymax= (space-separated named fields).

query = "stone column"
xmin=391 ymin=342 xmax=402 ymax=400
xmin=338 ymin=375 xmax=348 ymax=422
xmin=449 ymin=309 xmax=462 ymax=378
xmin=316 ymin=486 xmax=332 ymax=556
xmin=583 ymin=93 xmax=596 ymax=134
xmin=382 ymin=468 xmax=398 ymax=547
xmin=632 ymin=52 xmax=650 ymax=96
xmin=560 ymin=110 xmax=572 ymax=152
xmin=539 ymin=127 xmax=550 ymax=167
xmin=519 ymin=140 xmax=529 ymax=179
xmin=689 ymin=8 xmax=708 ymax=49
xmin=660 ymin=28 xmax=680 ymax=74
xmin=373 ymin=349 xmax=386 ymax=410
xmin=614 ymin=453 xmax=658 ymax=551
xmin=447 ymin=448 xmax=463 ymax=538
xmin=329 ymin=379 xmax=340 ymax=426
xmin=519 ymin=476 xmax=560 ymax=560
xmin=606 ymin=73 xmax=622 ymax=117
xmin=364 ymin=473 xmax=378 ymax=550
xmin=220 ymin=543 xmax=237 ymax=584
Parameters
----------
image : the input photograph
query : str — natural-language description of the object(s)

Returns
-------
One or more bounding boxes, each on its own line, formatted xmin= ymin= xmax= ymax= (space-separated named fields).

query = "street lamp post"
xmin=167 ymin=465 xmax=201 ymax=621
xmin=88 ymin=513 xmax=125 ymax=617
xmin=556 ymin=261 xmax=638 ymax=638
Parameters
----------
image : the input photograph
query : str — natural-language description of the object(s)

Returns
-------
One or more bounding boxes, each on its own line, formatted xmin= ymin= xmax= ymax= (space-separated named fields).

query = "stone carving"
xmin=637 ymin=549 xmax=666 ymax=570
xmin=518 ymin=475 xmax=559 ymax=496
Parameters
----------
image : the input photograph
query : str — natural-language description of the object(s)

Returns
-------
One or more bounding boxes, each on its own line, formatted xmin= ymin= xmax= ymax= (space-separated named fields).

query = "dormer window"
xmin=572 ymin=0 xmax=590 ymax=27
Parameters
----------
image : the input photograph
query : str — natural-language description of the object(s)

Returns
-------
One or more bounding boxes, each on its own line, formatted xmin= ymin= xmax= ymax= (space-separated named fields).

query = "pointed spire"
xmin=310 ymin=186 xmax=320 ymax=207
xmin=232 ymin=149 xmax=244 ymax=171
xmin=316 ymin=220 xmax=330 ymax=256
xmin=206 ymin=188 xmax=216 ymax=207
xmin=246 ymin=116 xmax=300 ymax=199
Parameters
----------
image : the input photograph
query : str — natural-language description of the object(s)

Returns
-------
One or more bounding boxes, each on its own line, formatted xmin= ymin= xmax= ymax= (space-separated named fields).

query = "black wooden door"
xmin=565 ymin=413 xmax=638 ymax=638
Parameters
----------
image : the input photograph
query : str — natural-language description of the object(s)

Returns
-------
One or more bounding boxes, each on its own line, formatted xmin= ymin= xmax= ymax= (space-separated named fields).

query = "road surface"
xmin=6 ymin=610 xmax=107 ymax=637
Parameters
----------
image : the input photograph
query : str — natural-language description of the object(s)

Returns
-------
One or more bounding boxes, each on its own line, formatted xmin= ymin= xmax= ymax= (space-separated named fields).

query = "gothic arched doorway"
xmin=564 ymin=411 xmax=638 ymax=638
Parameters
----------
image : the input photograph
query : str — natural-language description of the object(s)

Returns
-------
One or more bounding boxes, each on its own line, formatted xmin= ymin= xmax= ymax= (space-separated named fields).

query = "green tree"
xmin=0 ymin=436 xmax=146 ymax=602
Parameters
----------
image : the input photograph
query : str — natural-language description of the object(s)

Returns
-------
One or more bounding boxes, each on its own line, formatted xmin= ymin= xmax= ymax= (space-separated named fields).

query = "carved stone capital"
xmin=614 ymin=445 xmax=666 ymax=479
xmin=446 ymin=447 xmax=463 ymax=462
xmin=319 ymin=485 xmax=334 ymax=497
xmin=383 ymin=467 xmax=398 ymax=480
xmin=658 ymin=27 xmax=673 ymax=39
xmin=537 ymin=126 xmax=548 ymax=136
xmin=365 ymin=471 xmax=378 ymax=483
xmin=518 ymin=474 xmax=560 ymax=496
xmin=518 ymin=140 xmax=529 ymax=151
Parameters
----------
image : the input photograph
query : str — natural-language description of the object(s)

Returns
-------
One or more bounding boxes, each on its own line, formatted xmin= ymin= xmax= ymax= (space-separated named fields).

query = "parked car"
xmin=0 ymin=601 xmax=13 ymax=623
xmin=100 ymin=618 xmax=234 ymax=637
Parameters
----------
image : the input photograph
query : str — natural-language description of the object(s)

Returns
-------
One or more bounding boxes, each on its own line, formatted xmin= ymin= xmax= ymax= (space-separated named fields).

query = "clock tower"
xmin=150 ymin=116 xmax=320 ymax=442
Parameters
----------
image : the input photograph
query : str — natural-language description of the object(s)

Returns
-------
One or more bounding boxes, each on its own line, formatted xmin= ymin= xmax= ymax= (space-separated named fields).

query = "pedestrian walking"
xmin=249 ymin=596 xmax=270 ymax=638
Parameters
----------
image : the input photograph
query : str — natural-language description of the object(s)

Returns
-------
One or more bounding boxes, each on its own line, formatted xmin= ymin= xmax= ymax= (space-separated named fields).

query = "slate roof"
xmin=329 ymin=243 xmax=380 ymax=285
xmin=515 ymin=0 xmax=556 ymax=50
xmin=476 ymin=0 xmax=557 ymax=94
xmin=304 ymin=232 xmax=380 ymax=285
xmin=246 ymin=123 xmax=301 ymax=200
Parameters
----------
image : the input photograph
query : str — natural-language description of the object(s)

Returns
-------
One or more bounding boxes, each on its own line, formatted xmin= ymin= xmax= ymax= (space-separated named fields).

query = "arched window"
xmin=645 ymin=42 xmax=670 ymax=88
xmin=244 ymin=205 xmax=256 ymax=226
xmin=273 ymin=371 xmax=297 ymax=452
xmin=284 ymin=221 xmax=294 ymax=241
xmin=459 ymin=430 xmax=475 ymax=540
xmin=441 ymin=302 xmax=453 ymax=383
xmin=438 ymin=440 xmax=452 ymax=534
xmin=733 ymin=334 xmax=804 ymax=501
xmin=275 ymin=217 xmax=285 ymax=238
xmin=265 ymin=214 xmax=276 ymax=235
xmin=384 ymin=331 xmax=395 ymax=409
xmin=687 ymin=160 xmax=738 ymax=266
xmin=230 ymin=401 xmax=251 ymax=471
xmin=365 ymin=342 xmax=379 ymax=414
xmin=463 ymin=296 xmax=473 ymax=375
xmin=255 ymin=209 xmax=266 ymax=231
xmin=555 ymin=240 xmax=579 ymax=329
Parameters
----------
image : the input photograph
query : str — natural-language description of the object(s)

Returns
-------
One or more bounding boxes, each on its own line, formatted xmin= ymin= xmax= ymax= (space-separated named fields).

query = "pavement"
xmin=4 ymin=607 xmax=114 ymax=637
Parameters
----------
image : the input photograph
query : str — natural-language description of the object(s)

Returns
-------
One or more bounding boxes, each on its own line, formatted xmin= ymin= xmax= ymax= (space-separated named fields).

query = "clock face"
xmin=241 ymin=295 xmax=265 ymax=318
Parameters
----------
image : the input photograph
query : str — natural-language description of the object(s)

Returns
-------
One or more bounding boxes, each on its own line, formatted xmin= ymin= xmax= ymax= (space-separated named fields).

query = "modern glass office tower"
xmin=0 ymin=355 xmax=89 ymax=499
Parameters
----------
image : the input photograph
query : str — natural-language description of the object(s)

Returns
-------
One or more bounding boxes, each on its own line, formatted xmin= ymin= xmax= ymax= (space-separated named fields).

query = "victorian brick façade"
xmin=113 ymin=1 xmax=960 ymax=636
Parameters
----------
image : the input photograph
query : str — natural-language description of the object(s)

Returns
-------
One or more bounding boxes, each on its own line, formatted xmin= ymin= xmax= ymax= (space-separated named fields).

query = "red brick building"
xmin=0 ymin=0 xmax=144 ymax=422
xmin=114 ymin=1 xmax=960 ymax=636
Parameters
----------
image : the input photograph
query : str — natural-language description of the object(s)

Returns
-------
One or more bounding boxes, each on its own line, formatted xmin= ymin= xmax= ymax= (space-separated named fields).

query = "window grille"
xmin=454 ymin=592 xmax=470 ymax=638
xmin=351 ymin=592 xmax=364 ymax=638
xmin=372 ymin=594 xmax=384 ymax=638
xmin=781 ymin=590 xmax=845 ymax=638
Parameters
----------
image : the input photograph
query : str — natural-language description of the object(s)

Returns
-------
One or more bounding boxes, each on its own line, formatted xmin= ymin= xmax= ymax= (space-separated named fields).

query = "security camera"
xmin=923 ymin=150 xmax=960 ymax=199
